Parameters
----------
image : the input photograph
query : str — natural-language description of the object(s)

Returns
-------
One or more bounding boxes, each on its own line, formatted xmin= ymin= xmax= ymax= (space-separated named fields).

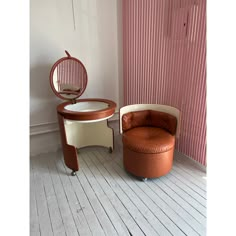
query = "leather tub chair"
xmin=120 ymin=104 xmax=180 ymax=180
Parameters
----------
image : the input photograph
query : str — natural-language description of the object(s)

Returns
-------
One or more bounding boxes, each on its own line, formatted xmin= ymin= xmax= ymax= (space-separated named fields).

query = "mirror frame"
xmin=49 ymin=50 xmax=88 ymax=100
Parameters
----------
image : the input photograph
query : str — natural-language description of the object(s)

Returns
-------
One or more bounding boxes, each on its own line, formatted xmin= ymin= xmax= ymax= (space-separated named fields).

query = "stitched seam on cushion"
xmin=123 ymin=145 xmax=175 ymax=155
xmin=123 ymin=142 xmax=174 ymax=154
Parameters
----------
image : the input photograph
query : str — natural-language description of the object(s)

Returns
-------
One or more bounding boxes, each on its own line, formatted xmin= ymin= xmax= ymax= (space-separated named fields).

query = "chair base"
xmin=123 ymin=146 xmax=174 ymax=179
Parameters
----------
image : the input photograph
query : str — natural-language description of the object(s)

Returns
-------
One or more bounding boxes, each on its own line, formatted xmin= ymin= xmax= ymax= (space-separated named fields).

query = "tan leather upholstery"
xmin=122 ymin=110 xmax=177 ymax=135
xmin=123 ymin=147 xmax=174 ymax=178
xmin=121 ymin=109 xmax=178 ymax=179
xmin=123 ymin=127 xmax=175 ymax=153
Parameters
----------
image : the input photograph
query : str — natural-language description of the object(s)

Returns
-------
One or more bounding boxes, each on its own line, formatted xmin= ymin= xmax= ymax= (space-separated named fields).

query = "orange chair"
xmin=120 ymin=104 xmax=180 ymax=180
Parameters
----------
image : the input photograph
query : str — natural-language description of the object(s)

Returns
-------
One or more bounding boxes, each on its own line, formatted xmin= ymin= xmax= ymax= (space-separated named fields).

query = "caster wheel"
xmin=108 ymin=147 xmax=113 ymax=153
xmin=142 ymin=178 xmax=148 ymax=182
xmin=71 ymin=171 xmax=76 ymax=176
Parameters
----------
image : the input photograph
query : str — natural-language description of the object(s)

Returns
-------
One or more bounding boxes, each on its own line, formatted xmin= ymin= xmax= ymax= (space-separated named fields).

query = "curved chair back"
xmin=120 ymin=104 xmax=181 ymax=138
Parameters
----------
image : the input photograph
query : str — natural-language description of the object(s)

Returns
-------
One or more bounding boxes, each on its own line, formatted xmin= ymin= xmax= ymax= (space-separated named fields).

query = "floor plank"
xmin=31 ymin=158 xmax=54 ymax=236
xmin=40 ymin=157 xmax=67 ymax=236
xmin=30 ymin=164 xmax=40 ymax=236
xmin=47 ymin=155 xmax=81 ymax=236
xmin=82 ymin=151 xmax=154 ymax=236
xmin=79 ymin=154 xmax=135 ymax=236
xmin=30 ymin=121 xmax=207 ymax=236
xmin=163 ymin=172 xmax=206 ymax=206
xmin=103 ymin=150 xmax=205 ymax=236
xmin=168 ymin=169 xmax=206 ymax=199
xmin=54 ymin=154 xmax=102 ymax=236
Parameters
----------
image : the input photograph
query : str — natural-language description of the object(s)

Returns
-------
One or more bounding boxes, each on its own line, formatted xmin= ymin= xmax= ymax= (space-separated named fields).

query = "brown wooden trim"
xmin=57 ymin=98 xmax=117 ymax=121
xmin=49 ymin=51 xmax=88 ymax=101
xmin=57 ymin=113 xmax=79 ymax=171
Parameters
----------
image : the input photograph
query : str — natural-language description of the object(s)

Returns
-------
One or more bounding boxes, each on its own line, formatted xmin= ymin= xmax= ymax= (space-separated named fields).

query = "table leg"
xmin=57 ymin=113 xmax=79 ymax=174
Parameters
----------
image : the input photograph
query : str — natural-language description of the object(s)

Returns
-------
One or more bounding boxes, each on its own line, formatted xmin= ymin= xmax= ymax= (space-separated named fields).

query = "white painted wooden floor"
xmin=30 ymin=122 xmax=207 ymax=236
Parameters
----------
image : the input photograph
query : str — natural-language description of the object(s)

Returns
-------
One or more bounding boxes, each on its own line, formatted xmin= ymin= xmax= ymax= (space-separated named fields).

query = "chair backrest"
xmin=122 ymin=110 xmax=177 ymax=135
xmin=120 ymin=104 xmax=181 ymax=138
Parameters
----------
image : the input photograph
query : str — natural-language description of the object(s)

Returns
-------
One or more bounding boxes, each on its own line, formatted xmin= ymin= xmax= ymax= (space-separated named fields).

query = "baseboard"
xmin=174 ymin=150 xmax=206 ymax=173
xmin=30 ymin=121 xmax=59 ymax=136
xmin=30 ymin=122 xmax=61 ymax=156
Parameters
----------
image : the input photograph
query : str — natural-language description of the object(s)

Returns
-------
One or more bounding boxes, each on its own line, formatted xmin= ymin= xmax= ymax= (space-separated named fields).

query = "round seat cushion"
xmin=122 ymin=127 xmax=175 ymax=154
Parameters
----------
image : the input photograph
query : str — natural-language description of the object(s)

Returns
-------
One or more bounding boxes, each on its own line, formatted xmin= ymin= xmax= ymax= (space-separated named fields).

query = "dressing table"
xmin=49 ymin=51 xmax=116 ymax=175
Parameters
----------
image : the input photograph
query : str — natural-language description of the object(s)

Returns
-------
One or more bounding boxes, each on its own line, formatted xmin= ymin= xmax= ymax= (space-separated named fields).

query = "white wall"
xmin=30 ymin=0 xmax=123 ymax=155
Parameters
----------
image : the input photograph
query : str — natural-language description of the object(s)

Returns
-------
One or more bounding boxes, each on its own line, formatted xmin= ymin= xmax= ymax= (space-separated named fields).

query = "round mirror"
xmin=49 ymin=50 xmax=88 ymax=100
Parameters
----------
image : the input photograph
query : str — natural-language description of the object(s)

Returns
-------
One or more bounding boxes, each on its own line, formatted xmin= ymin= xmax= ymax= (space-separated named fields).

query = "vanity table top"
xmin=57 ymin=98 xmax=116 ymax=121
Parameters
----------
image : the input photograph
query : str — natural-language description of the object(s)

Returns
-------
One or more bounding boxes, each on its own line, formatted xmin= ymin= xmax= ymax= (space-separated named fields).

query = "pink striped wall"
xmin=57 ymin=60 xmax=86 ymax=91
xmin=123 ymin=0 xmax=206 ymax=165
